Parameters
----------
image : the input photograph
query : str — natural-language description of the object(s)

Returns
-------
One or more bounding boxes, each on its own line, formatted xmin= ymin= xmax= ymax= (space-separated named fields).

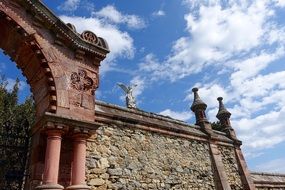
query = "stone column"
xmin=66 ymin=128 xmax=90 ymax=190
xmin=36 ymin=124 xmax=65 ymax=190
xmin=209 ymin=141 xmax=231 ymax=190
xmin=235 ymin=146 xmax=256 ymax=190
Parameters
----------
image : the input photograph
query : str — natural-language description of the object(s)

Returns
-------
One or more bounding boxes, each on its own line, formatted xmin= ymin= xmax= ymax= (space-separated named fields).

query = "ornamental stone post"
xmin=66 ymin=128 xmax=91 ymax=190
xmin=216 ymin=97 xmax=237 ymax=140
xmin=216 ymin=97 xmax=256 ymax=190
xmin=36 ymin=123 xmax=68 ymax=190
xmin=190 ymin=88 xmax=231 ymax=190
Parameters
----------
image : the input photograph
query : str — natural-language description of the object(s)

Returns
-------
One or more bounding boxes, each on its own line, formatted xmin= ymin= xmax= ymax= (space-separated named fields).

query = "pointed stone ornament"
xmin=190 ymin=88 xmax=208 ymax=125
xmin=216 ymin=97 xmax=231 ymax=123
xmin=190 ymin=88 xmax=207 ymax=112
xmin=216 ymin=97 xmax=237 ymax=140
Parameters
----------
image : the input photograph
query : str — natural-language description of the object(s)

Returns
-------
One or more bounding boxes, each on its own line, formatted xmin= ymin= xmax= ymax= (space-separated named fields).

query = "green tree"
xmin=0 ymin=76 xmax=35 ymax=188
xmin=211 ymin=121 xmax=223 ymax=131
xmin=0 ymin=76 xmax=35 ymax=128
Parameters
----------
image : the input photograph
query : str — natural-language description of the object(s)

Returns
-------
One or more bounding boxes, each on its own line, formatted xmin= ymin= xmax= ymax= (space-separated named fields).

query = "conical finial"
xmin=216 ymin=97 xmax=237 ymax=139
xmin=216 ymin=97 xmax=231 ymax=120
xmin=190 ymin=88 xmax=207 ymax=112
xmin=190 ymin=88 xmax=209 ymax=125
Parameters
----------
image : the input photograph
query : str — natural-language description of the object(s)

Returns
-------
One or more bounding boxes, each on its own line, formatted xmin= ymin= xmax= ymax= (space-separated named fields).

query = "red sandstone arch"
xmin=0 ymin=11 xmax=57 ymax=118
xmin=0 ymin=0 xmax=109 ymax=121
xmin=0 ymin=1 xmax=109 ymax=189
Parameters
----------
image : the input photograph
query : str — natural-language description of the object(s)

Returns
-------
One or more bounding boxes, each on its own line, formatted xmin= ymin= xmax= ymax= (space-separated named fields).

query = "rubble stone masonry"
xmin=219 ymin=145 xmax=244 ymax=189
xmin=86 ymin=125 xmax=216 ymax=190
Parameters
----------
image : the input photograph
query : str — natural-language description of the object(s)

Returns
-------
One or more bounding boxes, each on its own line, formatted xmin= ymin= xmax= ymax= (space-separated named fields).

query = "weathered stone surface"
xmin=89 ymin=178 xmax=105 ymax=186
xmin=86 ymin=125 xmax=216 ymax=189
xmin=219 ymin=145 xmax=244 ymax=190
xmin=251 ymin=172 xmax=285 ymax=190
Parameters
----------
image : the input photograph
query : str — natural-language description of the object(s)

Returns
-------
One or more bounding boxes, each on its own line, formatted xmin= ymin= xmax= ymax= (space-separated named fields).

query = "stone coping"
xmin=95 ymin=101 xmax=234 ymax=144
xmin=15 ymin=0 xmax=109 ymax=57
xmin=95 ymin=100 xmax=196 ymax=127
xmin=251 ymin=172 xmax=285 ymax=187
xmin=251 ymin=172 xmax=285 ymax=177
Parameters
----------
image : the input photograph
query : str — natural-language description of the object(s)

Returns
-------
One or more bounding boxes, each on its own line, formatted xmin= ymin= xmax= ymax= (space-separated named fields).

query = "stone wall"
xmin=82 ymin=101 xmax=258 ymax=190
xmin=251 ymin=172 xmax=285 ymax=190
xmin=219 ymin=145 xmax=243 ymax=189
xmin=86 ymin=125 xmax=216 ymax=189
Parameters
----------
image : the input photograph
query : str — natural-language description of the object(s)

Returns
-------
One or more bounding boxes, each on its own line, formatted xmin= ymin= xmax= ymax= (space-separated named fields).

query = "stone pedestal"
xmin=36 ymin=184 xmax=64 ymax=190
xmin=65 ymin=184 xmax=90 ymax=190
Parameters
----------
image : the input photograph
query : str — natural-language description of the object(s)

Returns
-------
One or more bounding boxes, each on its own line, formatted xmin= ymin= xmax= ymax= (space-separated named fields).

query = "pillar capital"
xmin=42 ymin=122 xmax=69 ymax=135
xmin=71 ymin=126 xmax=94 ymax=139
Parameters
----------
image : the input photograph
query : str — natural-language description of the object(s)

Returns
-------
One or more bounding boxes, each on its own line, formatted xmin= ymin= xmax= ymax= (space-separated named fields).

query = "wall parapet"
xmin=95 ymin=100 xmax=234 ymax=145
xmin=251 ymin=172 xmax=285 ymax=188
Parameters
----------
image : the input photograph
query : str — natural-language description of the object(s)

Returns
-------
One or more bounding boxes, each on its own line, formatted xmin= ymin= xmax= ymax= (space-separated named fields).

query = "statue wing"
xmin=117 ymin=83 xmax=129 ymax=93
xmin=131 ymin=84 xmax=138 ymax=88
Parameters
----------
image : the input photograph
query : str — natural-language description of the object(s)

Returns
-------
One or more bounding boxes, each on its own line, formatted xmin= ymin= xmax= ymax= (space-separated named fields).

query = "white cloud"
xmin=152 ymin=10 xmax=165 ymax=17
xmin=94 ymin=5 xmax=146 ymax=29
xmin=60 ymin=15 xmax=134 ymax=74
xmin=232 ymin=107 xmax=285 ymax=148
xmin=275 ymin=0 xmax=285 ymax=7
xmin=159 ymin=109 xmax=192 ymax=121
xmin=230 ymin=48 xmax=285 ymax=99
xmin=137 ymin=1 xmax=283 ymax=82
xmin=255 ymin=158 xmax=285 ymax=173
xmin=58 ymin=0 xmax=80 ymax=11
xmin=165 ymin=0 xmax=285 ymax=162
xmin=130 ymin=76 xmax=146 ymax=98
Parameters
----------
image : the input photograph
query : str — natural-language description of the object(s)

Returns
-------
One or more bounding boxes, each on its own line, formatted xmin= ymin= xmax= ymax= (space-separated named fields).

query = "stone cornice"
xmin=32 ymin=112 xmax=102 ymax=135
xmin=15 ymin=0 xmax=109 ymax=58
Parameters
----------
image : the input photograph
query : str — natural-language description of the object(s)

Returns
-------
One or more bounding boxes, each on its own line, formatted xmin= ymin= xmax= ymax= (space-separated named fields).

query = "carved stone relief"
xmin=70 ymin=69 xmax=98 ymax=108
xmin=70 ymin=69 xmax=98 ymax=93
xmin=81 ymin=31 xmax=98 ymax=45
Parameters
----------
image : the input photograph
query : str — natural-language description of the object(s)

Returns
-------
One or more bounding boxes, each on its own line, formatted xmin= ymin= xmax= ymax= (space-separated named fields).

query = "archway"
xmin=0 ymin=0 xmax=109 ymax=189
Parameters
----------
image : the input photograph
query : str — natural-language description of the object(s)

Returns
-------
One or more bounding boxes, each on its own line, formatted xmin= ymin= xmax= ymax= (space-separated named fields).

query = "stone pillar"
xmin=235 ymin=146 xmax=256 ymax=190
xmin=209 ymin=142 xmax=231 ymax=190
xmin=36 ymin=124 xmax=65 ymax=190
xmin=66 ymin=128 xmax=90 ymax=190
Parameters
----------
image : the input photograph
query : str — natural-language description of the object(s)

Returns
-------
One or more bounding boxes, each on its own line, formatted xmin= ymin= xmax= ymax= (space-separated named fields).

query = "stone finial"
xmin=190 ymin=88 xmax=207 ymax=112
xmin=216 ymin=97 xmax=237 ymax=139
xmin=190 ymin=88 xmax=208 ymax=125
xmin=216 ymin=97 xmax=231 ymax=121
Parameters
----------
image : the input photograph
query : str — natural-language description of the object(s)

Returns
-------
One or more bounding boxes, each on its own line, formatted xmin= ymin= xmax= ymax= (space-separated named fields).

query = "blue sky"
xmin=1 ymin=0 xmax=285 ymax=173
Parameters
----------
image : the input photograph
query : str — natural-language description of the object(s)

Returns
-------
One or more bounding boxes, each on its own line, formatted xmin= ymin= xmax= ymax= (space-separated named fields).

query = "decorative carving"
xmin=81 ymin=31 xmax=98 ymax=45
xmin=66 ymin=23 xmax=76 ymax=33
xmin=70 ymin=69 xmax=98 ymax=93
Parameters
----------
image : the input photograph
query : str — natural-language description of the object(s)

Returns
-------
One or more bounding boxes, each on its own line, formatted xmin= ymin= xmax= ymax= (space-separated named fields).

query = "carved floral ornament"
xmin=81 ymin=31 xmax=98 ymax=45
xmin=70 ymin=69 xmax=98 ymax=93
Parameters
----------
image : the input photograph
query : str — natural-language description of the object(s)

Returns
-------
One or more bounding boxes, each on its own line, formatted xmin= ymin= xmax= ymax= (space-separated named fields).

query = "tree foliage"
xmin=0 ymin=76 xmax=35 ymax=188
xmin=211 ymin=121 xmax=223 ymax=131
xmin=0 ymin=76 xmax=35 ymax=128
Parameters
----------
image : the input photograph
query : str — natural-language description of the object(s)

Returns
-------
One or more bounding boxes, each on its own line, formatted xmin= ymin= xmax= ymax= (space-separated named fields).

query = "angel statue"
xmin=117 ymin=83 xmax=137 ymax=109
